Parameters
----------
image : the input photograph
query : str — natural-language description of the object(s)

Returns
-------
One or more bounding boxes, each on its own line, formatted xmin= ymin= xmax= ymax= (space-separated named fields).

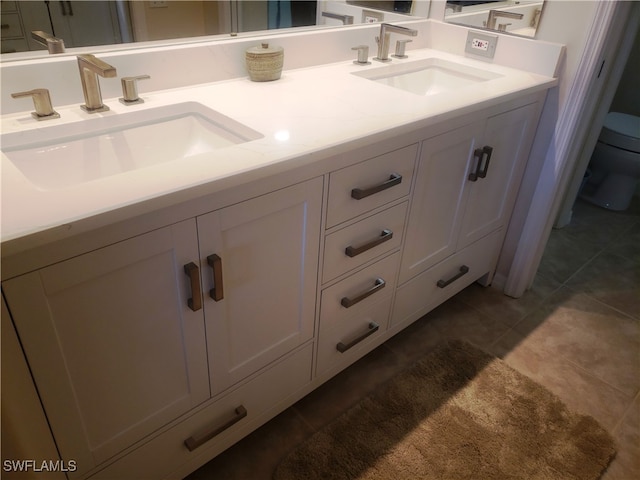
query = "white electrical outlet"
xmin=471 ymin=38 xmax=489 ymax=51
xmin=465 ymin=31 xmax=498 ymax=59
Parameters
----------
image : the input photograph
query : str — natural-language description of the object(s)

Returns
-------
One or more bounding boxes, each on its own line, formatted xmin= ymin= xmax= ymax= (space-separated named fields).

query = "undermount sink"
xmin=1 ymin=101 xmax=263 ymax=190
xmin=352 ymin=58 xmax=502 ymax=96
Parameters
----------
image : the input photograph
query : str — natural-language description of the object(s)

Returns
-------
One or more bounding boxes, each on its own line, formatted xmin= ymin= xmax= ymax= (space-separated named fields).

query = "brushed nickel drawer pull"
xmin=337 ymin=322 xmax=379 ymax=353
xmin=351 ymin=173 xmax=402 ymax=200
xmin=345 ymin=229 xmax=393 ymax=257
xmin=183 ymin=262 xmax=202 ymax=311
xmin=207 ymin=254 xmax=224 ymax=301
xmin=184 ymin=405 xmax=247 ymax=452
xmin=437 ymin=265 xmax=470 ymax=289
xmin=341 ymin=278 xmax=386 ymax=308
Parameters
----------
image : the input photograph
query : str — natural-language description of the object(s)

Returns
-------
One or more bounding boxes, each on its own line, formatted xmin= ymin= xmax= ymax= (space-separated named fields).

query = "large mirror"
xmin=444 ymin=0 xmax=545 ymax=38
xmin=1 ymin=1 xmax=428 ymax=61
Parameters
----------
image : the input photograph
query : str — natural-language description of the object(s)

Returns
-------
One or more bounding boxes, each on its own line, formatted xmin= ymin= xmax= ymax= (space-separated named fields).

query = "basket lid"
xmin=246 ymin=43 xmax=283 ymax=56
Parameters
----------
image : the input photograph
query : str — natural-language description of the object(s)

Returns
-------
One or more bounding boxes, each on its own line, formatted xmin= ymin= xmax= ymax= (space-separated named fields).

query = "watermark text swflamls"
xmin=3 ymin=459 xmax=77 ymax=473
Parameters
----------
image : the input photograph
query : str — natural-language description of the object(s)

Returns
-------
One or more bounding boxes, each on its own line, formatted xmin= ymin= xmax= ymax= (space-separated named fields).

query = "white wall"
xmin=493 ymin=1 xmax=638 ymax=296
xmin=535 ymin=1 xmax=599 ymax=104
xmin=495 ymin=0 xmax=600 ymax=289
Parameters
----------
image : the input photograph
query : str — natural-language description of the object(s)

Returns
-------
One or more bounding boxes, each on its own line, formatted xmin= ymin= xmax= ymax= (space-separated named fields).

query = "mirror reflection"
xmin=444 ymin=0 xmax=545 ymax=38
xmin=0 ymin=1 xmax=419 ymax=57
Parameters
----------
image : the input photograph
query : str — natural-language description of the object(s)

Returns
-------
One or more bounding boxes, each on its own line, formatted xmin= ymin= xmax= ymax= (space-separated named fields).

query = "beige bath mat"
xmin=274 ymin=340 xmax=616 ymax=480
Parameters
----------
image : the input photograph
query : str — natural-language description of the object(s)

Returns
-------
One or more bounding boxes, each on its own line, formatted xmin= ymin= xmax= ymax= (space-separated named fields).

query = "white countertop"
xmin=1 ymin=47 xmax=556 ymax=250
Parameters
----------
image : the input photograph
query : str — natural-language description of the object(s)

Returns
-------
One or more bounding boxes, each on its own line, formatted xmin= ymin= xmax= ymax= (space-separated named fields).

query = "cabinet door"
xmin=2 ymin=220 xmax=209 ymax=475
xmin=457 ymin=104 xmax=538 ymax=250
xmin=398 ymin=123 xmax=483 ymax=285
xmin=198 ymin=177 xmax=322 ymax=395
xmin=49 ymin=1 xmax=122 ymax=47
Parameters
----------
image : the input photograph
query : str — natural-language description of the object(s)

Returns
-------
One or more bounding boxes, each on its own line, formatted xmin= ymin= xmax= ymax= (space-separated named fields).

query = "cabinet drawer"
xmin=1 ymin=2 xmax=18 ymax=13
xmin=90 ymin=344 xmax=313 ymax=480
xmin=327 ymin=144 xmax=417 ymax=228
xmin=0 ymin=37 xmax=27 ymax=53
xmin=1 ymin=13 xmax=23 ymax=38
xmin=392 ymin=229 xmax=503 ymax=329
xmin=323 ymin=202 xmax=407 ymax=283
xmin=317 ymin=295 xmax=392 ymax=376
xmin=320 ymin=251 xmax=399 ymax=333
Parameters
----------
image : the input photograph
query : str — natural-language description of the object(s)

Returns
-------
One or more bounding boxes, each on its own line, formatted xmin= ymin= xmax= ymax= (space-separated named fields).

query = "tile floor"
xmin=186 ymin=197 xmax=640 ymax=480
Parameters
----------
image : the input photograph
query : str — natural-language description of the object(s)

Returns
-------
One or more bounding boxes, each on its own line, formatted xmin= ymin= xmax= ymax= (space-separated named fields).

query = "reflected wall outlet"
xmin=465 ymin=31 xmax=498 ymax=59
xmin=362 ymin=9 xmax=384 ymax=23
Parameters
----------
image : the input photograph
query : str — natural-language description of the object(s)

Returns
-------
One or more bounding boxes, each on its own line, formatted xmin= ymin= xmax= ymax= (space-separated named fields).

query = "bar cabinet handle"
xmin=207 ymin=254 xmax=224 ymax=302
xmin=184 ymin=262 xmax=202 ymax=311
xmin=184 ymin=405 xmax=247 ymax=451
xmin=345 ymin=229 xmax=393 ymax=257
xmin=468 ymin=146 xmax=493 ymax=181
xmin=340 ymin=278 xmax=386 ymax=308
xmin=436 ymin=265 xmax=470 ymax=289
xmin=351 ymin=173 xmax=402 ymax=200
xmin=337 ymin=322 xmax=380 ymax=353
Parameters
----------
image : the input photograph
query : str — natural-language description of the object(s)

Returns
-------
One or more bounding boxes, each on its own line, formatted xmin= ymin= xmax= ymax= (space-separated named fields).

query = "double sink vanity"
xmin=1 ymin=19 xmax=561 ymax=479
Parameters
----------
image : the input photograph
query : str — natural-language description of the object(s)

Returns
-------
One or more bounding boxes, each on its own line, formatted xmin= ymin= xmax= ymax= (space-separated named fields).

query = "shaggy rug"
xmin=274 ymin=340 xmax=616 ymax=480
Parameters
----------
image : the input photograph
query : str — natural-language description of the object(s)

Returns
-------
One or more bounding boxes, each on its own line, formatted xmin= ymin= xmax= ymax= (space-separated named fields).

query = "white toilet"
xmin=581 ymin=112 xmax=640 ymax=211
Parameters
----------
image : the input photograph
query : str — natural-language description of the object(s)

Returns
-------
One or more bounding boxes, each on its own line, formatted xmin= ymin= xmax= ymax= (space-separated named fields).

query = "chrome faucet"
xmin=374 ymin=23 xmax=418 ymax=62
xmin=486 ymin=10 xmax=524 ymax=30
xmin=31 ymin=31 xmax=65 ymax=54
xmin=77 ymin=54 xmax=117 ymax=113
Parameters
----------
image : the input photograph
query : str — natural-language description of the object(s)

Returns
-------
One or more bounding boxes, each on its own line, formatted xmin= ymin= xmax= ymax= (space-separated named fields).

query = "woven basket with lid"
xmin=245 ymin=43 xmax=284 ymax=82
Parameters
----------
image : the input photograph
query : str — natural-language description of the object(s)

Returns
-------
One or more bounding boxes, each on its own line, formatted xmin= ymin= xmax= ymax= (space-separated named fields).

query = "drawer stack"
xmin=317 ymin=143 xmax=418 ymax=376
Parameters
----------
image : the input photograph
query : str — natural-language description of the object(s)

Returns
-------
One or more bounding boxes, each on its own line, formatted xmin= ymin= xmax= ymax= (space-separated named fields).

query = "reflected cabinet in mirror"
xmin=0 ymin=0 xmax=423 ymax=59
xmin=445 ymin=0 xmax=545 ymax=38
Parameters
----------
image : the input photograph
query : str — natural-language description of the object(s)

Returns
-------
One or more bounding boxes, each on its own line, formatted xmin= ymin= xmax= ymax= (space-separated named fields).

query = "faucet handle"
xmin=351 ymin=45 xmax=371 ymax=65
xmin=119 ymin=75 xmax=151 ymax=105
xmin=392 ymin=39 xmax=412 ymax=59
xmin=11 ymin=88 xmax=60 ymax=120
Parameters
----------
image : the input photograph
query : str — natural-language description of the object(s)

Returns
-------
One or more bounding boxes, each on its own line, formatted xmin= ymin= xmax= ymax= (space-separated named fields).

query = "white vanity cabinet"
xmin=456 ymin=104 xmax=539 ymax=250
xmin=197 ymin=178 xmax=322 ymax=396
xmin=2 ymin=220 xmax=210 ymax=473
xmin=317 ymin=144 xmax=418 ymax=377
xmin=393 ymin=103 xmax=540 ymax=328
xmin=0 ymin=88 xmax=547 ymax=479
xmin=1 ymin=178 xmax=323 ymax=478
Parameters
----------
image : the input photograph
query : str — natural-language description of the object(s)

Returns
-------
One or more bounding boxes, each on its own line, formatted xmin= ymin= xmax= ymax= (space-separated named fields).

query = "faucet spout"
xmin=77 ymin=54 xmax=117 ymax=113
xmin=486 ymin=9 xmax=524 ymax=30
xmin=31 ymin=31 xmax=65 ymax=54
xmin=375 ymin=23 xmax=418 ymax=62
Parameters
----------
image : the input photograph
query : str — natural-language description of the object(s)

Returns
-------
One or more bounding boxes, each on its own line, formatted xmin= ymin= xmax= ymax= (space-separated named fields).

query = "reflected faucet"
xmin=486 ymin=10 xmax=524 ymax=30
xmin=31 ymin=31 xmax=65 ymax=54
xmin=321 ymin=11 xmax=354 ymax=25
xmin=77 ymin=54 xmax=117 ymax=113
xmin=374 ymin=23 xmax=418 ymax=62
